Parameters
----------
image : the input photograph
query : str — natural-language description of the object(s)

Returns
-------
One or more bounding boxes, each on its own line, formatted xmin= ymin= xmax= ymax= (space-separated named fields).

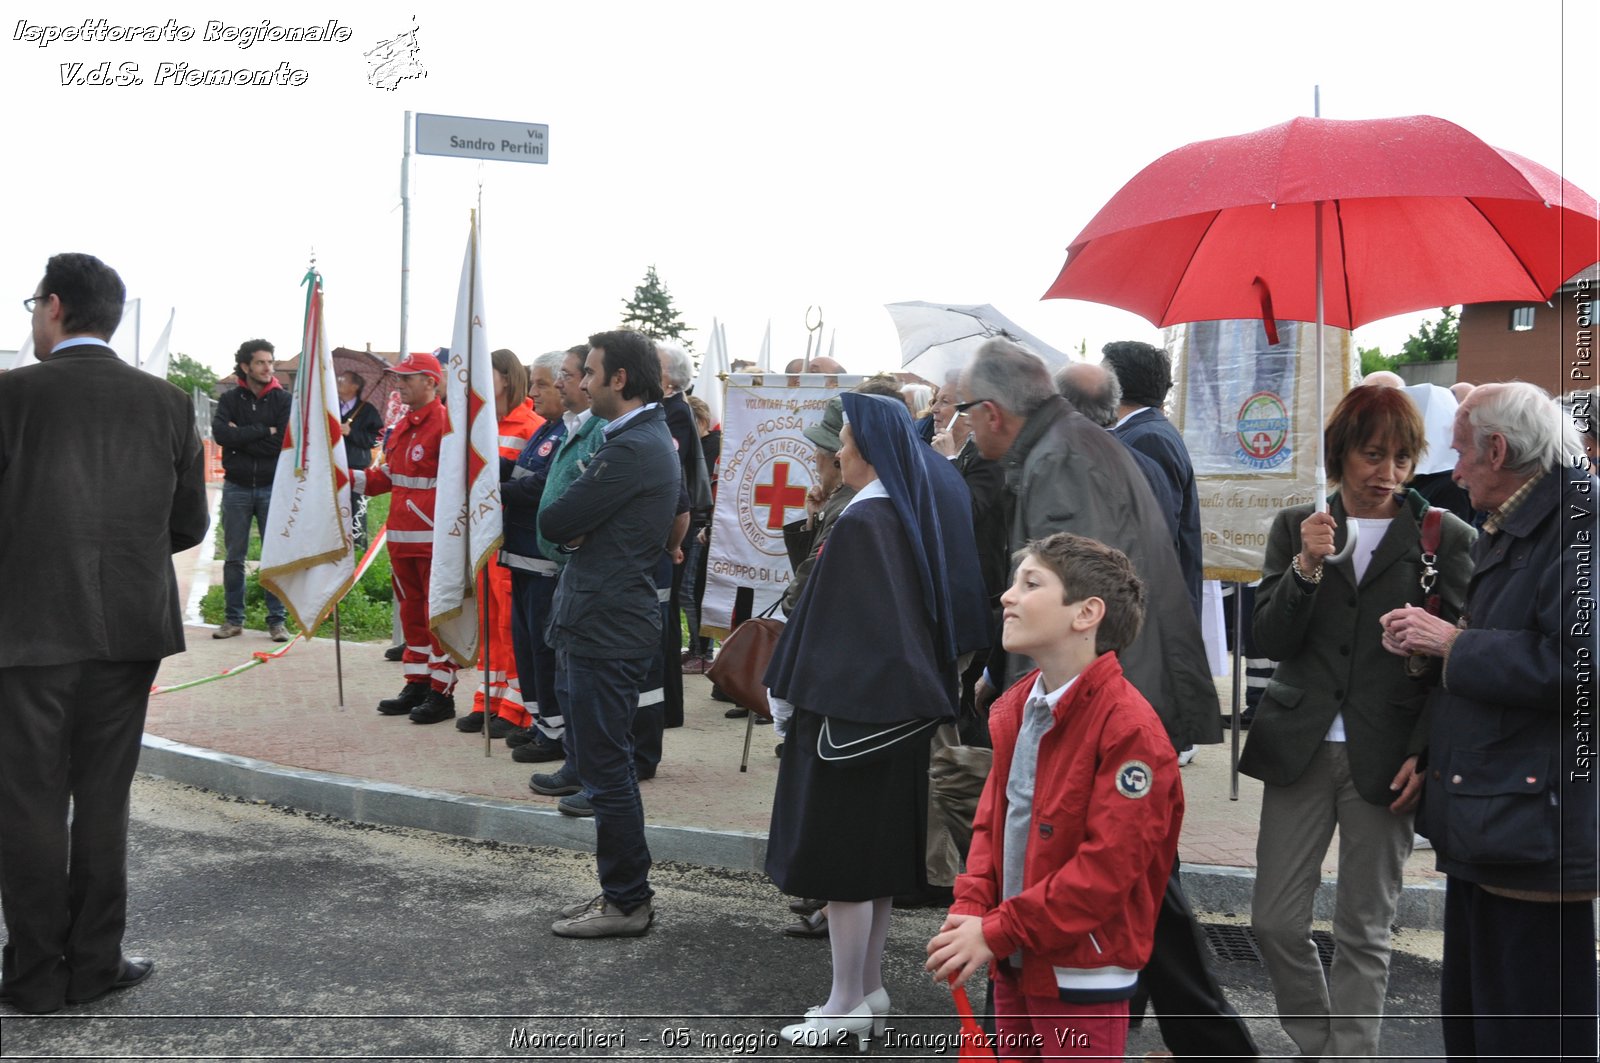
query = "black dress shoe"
xmin=782 ymin=909 xmax=829 ymax=938
xmin=66 ymin=957 xmax=155 ymax=1005
xmin=724 ymin=705 xmax=750 ymax=719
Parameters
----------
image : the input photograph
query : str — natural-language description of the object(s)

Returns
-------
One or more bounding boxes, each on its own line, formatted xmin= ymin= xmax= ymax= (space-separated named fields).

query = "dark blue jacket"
xmin=540 ymin=405 xmax=680 ymax=658
xmin=1416 ymin=463 xmax=1599 ymax=893
xmin=1114 ymin=408 xmax=1202 ymax=618
xmin=500 ymin=416 xmax=566 ymax=567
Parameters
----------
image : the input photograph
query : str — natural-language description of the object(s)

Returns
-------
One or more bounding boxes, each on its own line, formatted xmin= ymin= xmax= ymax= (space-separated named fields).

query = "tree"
xmin=167 ymin=352 xmax=219 ymax=398
xmin=1359 ymin=344 xmax=1399 ymax=378
xmin=1399 ymin=306 xmax=1459 ymax=362
xmin=620 ymin=265 xmax=694 ymax=350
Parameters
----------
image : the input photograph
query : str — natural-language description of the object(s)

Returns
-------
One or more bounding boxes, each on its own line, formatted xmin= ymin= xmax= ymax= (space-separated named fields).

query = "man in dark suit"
xmin=0 ymin=253 xmax=209 ymax=1014
xmin=540 ymin=329 xmax=680 ymax=938
xmin=1101 ymin=341 xmax=1204 ymax=619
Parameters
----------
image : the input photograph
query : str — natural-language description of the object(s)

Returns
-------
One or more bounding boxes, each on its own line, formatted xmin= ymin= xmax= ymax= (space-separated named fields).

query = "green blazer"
xmin=1239 ymin=489 xmax=1474 ymax=805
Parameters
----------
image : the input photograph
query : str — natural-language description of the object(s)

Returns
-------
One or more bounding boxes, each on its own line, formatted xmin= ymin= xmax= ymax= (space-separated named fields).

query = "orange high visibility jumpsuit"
xmin=475 ymin=398 xmax=544 ymax=725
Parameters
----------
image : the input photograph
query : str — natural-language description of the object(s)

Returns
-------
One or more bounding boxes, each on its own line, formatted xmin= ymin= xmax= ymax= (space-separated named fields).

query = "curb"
xmin=137 ymin=733 xmax=1447 ymax=931
xmin=139 ymin=734 xmax=768 ymax=872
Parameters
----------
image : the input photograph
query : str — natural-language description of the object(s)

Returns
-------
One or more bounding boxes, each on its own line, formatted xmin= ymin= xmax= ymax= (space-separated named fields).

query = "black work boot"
xmin=377 ymin=682 xmax=430 ymax=716
xmin=410 ymin=690 xmax=456 ymax=725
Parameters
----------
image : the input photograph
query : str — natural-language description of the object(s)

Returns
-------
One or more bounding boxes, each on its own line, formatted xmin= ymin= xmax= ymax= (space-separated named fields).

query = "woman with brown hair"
xmin=1241 ymin=384 xmax=1474 ymax=1058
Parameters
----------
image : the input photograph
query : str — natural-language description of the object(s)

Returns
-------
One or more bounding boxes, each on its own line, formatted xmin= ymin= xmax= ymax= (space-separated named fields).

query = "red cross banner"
xmin=700 ymin=372 xmax=862 ymax=639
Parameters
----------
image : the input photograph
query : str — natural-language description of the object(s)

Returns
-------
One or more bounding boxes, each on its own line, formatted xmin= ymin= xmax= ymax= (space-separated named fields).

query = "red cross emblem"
xmin=753 ymin=461 xmax=807 ymax=531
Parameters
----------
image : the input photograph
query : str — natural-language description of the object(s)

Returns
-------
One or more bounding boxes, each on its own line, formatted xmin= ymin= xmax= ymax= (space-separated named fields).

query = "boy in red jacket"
xmin=927 ymin=533 xmax=1183 ymax=1059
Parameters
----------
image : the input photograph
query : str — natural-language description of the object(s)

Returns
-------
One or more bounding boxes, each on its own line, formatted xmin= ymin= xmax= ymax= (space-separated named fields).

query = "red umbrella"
xmin=1045 ymin=115 xmax=1598 ymax=331
xmin=1045 ymin=114 xmax=1599 ymax=554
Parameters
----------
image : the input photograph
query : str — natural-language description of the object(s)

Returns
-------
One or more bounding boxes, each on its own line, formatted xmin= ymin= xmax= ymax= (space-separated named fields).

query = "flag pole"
xmin=468 ymin=209 xmax=493 ymax=758
xmin=334 ymin=602 xmax=346 ymax=709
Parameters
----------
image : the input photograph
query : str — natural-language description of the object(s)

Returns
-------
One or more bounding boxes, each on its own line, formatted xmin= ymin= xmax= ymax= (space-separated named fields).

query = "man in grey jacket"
xmin=961 ymin=337 xmax=1254 ymax=1059
xmin=539 ymin=329 xmax=680 ymax=939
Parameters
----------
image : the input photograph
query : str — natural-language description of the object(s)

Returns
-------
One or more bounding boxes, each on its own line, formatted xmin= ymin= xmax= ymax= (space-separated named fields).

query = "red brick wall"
xmin=1458 ymin=290 xmax=1593 ymax=395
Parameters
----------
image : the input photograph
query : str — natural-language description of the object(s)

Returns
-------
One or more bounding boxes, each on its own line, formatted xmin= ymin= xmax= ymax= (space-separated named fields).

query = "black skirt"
xmin=765 ymin=708 xmax=932 ymax=901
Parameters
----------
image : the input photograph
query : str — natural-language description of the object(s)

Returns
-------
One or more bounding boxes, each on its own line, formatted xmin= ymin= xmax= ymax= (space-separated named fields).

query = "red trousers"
xmin=993 ymin=971 xmax=1130 ymax=1060
xmin=391 ymin=553 xmax=458 ymax=696
xmin=472 ymin=562 xmax=526 ymax=725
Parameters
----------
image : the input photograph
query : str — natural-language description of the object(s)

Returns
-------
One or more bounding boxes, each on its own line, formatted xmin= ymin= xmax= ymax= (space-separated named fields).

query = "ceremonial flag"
xmin=139 ymin=308 xmax=174 ymax=378
xmin=260 ymin=269 xmax=355 ymax=633
xmin=428 ymin=211 xmax=503 ymax=664
xmin=757 ymin=319 xmax=772 ymax=371
xmin=693 ymin=317 xmax=728 ymax=429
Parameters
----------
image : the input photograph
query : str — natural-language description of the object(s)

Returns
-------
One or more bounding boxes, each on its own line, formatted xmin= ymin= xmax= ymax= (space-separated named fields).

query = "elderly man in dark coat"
xmin=961 ymin=337 xmax=1253 ymax=1060
xmin=1381 ymin=381 xmax=1598 ymax=1062
xmin=0 ymin=253 xmax=209 ymax=1013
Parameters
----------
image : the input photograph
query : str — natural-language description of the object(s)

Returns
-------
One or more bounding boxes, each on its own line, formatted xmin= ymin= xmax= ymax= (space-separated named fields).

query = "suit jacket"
xmin=1114 ymin=408 xmax=1202 ymax=616
xmin=1001 ymin=396 xmax=1221 ymax=750
xmin=540 ymin=406 xmax=680 ymax=658
xmin=1241 ymin=490 xmax=1474 ymax=805
xmin=341 ymin=399 xmax=384 ymax=471
xmin=0 ymin=343 xmax=209 ymax=667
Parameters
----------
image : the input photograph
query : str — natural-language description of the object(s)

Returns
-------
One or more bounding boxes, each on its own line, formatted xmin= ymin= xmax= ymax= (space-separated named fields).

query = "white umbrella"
xmin=885 ymin=301 xmax=1069 ymax=380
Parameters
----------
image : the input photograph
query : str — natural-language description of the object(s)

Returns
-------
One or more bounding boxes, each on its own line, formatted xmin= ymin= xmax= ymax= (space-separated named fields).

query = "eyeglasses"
xmin=23 ymin=294 xmax=48 ymax=312
xmin=952 ymin=398 xmax=991 ymax=413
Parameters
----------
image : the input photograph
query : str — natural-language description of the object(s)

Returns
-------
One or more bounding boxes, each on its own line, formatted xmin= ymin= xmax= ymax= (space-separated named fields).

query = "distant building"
xmin=1458 ymin=264 xmax=1598 ymax=394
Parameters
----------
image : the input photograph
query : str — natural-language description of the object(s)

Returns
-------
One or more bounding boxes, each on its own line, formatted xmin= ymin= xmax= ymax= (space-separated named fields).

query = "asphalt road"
xmin=0 ymin=776 xmax=1448 ymax=1060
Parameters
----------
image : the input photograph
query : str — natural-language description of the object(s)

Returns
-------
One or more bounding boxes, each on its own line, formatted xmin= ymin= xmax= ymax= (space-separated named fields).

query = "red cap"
xmin=392 ymin=351 xmax=443 ymax=383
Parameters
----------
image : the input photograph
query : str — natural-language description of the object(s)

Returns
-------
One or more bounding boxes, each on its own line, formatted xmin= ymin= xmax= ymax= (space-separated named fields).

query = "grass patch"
xmin=203 ymin=496 xmax=394 ymax=641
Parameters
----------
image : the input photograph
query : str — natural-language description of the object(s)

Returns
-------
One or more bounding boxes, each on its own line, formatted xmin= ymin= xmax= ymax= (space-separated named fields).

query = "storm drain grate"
xmin=1201 ymin=923 xmax=1335 ymax=968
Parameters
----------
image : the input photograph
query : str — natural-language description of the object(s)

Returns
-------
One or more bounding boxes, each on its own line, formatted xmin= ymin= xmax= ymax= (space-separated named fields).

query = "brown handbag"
xmin=706 ymin=611 xmax=784 ymax=719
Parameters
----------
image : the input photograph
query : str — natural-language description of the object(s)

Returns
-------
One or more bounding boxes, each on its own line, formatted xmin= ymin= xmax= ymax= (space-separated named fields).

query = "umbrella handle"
xmin=1324 ymin=513 xmax=1358 ymax=565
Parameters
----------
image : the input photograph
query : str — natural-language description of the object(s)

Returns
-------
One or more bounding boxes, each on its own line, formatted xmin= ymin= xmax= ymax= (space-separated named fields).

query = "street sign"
xmin=414 ymin=113 xmax=548 ymax=165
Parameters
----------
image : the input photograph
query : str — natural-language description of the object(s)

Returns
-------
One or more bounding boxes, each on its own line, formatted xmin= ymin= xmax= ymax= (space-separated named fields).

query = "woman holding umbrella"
xmin=1240 ymin=384 xmax=1473 ymax=1059
xmin=764 ymin=392 xmax=989 ymax=1051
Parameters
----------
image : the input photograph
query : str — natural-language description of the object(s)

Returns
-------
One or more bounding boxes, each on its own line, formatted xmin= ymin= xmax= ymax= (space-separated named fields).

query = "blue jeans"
xmin=221 ymin=483 xmax=285 ymax=626
xmin=555 ymin=648 xmax=653 ymax=912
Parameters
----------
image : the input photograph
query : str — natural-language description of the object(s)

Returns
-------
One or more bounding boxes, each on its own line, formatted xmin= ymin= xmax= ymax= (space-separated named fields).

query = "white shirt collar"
xmin=602 ymin=401 xmax=658 ymax=436
xmin=563 ymin=408 xmax=593 ymax=433
xmin=839 ymin=477 xmax=888 ymax=513
xmin=49 ymin=336 xmax=109 ymax=355
xmin=1111 ymin=406 xmax=1151 ymax=431
xmin=1026 ymin=670 xmax=1080 ymax=711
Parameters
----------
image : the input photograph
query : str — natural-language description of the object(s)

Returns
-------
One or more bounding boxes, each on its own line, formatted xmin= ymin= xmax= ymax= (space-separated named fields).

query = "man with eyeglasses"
xmin=0 ymin=253 xmax=208 ymax=1013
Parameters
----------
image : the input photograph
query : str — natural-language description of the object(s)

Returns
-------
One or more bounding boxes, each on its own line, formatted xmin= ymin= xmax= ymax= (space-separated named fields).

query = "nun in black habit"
xmin=764 ymin=391 xmax=989 ymax=1049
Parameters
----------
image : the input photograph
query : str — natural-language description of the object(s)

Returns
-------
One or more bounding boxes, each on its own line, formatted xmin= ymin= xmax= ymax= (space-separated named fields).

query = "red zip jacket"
xmin=951 ymin=652 xmax=1183 ymax=998
xmin=358 ymin=399 xmax=446 ymax=557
